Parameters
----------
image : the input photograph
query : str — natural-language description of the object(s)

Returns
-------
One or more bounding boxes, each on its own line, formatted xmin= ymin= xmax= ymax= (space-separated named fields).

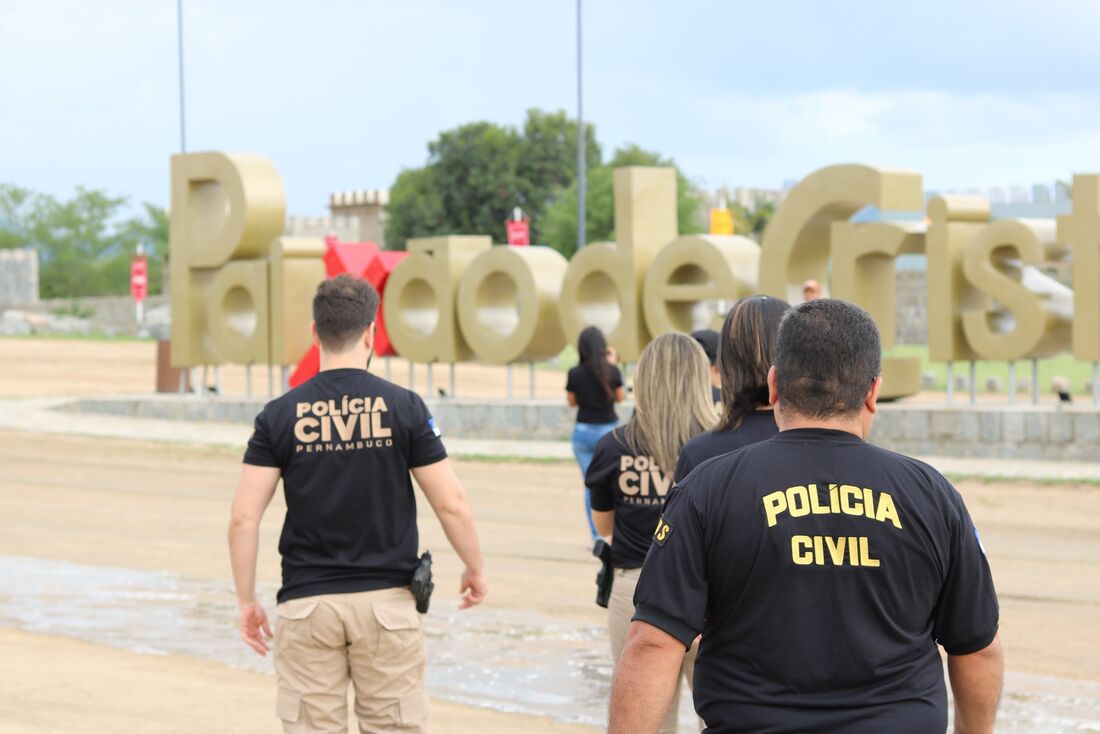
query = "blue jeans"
xmin=573 ymin=421 xmax=618 ymax=542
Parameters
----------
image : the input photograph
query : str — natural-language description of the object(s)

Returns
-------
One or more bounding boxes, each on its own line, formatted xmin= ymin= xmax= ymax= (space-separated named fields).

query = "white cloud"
xmin=661 ymin=89 xmax=1100 ymax=191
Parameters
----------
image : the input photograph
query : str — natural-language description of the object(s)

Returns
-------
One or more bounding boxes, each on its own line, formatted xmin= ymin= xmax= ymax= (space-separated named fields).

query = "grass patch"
xmin=0 ymin=332 xmax=152 ymax=342
xmin=886 ymin=344 xmax=1098 ymax=394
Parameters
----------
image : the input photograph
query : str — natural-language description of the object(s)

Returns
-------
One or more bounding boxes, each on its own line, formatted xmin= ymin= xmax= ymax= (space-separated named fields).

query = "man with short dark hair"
xmin=610 ymin=299 xmax=1002 ymax=734
xmin=229 ymin=274 xmax=487 ymax=733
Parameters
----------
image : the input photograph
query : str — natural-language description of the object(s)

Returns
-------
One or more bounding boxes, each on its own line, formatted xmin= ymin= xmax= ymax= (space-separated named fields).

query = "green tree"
xmin=516 ymin=108 xmax=600 ymax=241
xmin=0 ymin=183 xmax=169 ymax=298
xmin=384 ymin=108 xmax=598 ymax=248
xmin=0 ymin=185 xmax=35 ymax=250
xmin=540 ymin=144 xmax=706 ymax=257
xmin=730 ymin=198 xmax=776 ymax=241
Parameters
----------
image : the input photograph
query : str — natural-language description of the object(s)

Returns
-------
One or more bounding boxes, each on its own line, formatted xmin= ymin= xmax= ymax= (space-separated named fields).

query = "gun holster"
xmin=410 ymin=551 xmax=434 ymax=614
xmin=593 ymin=539 xmax=613 ymax=608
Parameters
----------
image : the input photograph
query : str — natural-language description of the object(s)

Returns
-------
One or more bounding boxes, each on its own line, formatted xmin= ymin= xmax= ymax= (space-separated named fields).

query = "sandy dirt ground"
xmin=0 ymin=430 xmax=1098 ymax=733
xmin=2 ymin=336 xmax=1076 ymax=406
xmin=1 ymin=338 xmax=1098 ymax=731
xmin=0 ymin=337 xmax=573 ymax=400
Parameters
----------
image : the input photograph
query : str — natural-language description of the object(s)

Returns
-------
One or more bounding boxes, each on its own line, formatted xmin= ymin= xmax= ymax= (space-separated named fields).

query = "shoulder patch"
xmin=428 ymin=417 xmax=441 ymax=437
xmin=653 ymin=516 xmax=673 ymax=546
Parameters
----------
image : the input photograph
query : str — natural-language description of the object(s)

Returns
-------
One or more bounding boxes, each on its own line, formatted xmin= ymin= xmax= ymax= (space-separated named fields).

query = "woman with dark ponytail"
xmin=566 ymin=326 xmax=625 ymax=542
xmin=674 ymin=295 xmax=790 ymax=482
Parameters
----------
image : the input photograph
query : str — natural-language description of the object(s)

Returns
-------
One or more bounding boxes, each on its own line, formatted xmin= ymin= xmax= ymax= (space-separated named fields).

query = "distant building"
xmin=284 ymin=189 xmax=390 ymax=246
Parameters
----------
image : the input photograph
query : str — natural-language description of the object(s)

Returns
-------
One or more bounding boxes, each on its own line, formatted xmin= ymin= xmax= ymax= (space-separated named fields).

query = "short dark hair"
xmin=775 ymin=299 xmax=881 ymax=418
xmin=312 ymin=275 xmax=379 ymax=352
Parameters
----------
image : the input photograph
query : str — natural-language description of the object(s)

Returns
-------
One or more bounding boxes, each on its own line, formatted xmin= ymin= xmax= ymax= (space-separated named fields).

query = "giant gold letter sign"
xmin=559 ymin=167 xmax=677 ymax=362
xmin=831 ymin=220 xmax=925 ymax=397
xmin=925 ymin=196 xmax=988 ymax=362
xmin=1058 ymin=175 xmax=1100 ymax=361
xmin=382 ymin=236 xmax=492 ymax=363
xmin=170 ymin=152 xmax=286 ymax=367
xmin=758 ymin=164 xmax=924 ymax=303
xmin=269 ymin=237 xmax=327 ymax=365
xmin=456 ymin=245 xmax=569 ymax=363
xmin=961 ymin=219 xmax=1072 ymax=360
xmin=642 ymin=234 xmax=760 ymax=335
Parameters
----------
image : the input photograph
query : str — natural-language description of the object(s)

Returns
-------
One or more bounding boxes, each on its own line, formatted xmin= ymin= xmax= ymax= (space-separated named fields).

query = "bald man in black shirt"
xmin=610 ymin=299 xmax=1003 ymax=734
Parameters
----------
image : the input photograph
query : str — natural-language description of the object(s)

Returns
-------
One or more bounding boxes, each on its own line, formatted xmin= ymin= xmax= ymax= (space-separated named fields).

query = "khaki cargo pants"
xmin=274 ymin=587 xmax=429 ymax=733
xmin=608 ymin=567 xmax=702 ymax=734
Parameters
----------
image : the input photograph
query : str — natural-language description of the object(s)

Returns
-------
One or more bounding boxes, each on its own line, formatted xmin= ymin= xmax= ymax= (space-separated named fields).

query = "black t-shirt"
xmin=674 ymin=411 xmax=779 ymax=482
xmin=243 ymin=368 xmax=447 ymax=603
xmin=634 ymin=428 xmax=999 ymax=733
xmin=566 ymin=364 xmax=623 ymax=424
xmin=586 ymin=428 xmax=674 ymax=568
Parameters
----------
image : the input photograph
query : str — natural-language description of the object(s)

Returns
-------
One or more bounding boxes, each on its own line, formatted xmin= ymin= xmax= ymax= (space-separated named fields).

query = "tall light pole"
xmin=177 ymin=0 xmax=187 ymax=152
xmin=575 ymin=0 xmax=585 ymax=251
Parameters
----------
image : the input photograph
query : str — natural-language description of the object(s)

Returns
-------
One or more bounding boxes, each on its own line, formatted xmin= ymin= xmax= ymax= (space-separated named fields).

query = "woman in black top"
xmin=586 ymin=332 xmax=717 ymax=734
xmin=566 ymin=326 xmax=625 ymax=542
xmin=675 ymin=295 xmax=790 ymax=482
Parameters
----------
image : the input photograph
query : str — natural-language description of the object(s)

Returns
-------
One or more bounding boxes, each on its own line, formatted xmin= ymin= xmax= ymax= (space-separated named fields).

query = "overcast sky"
xmin=3 ymin=0 xmax=1100 ymax=215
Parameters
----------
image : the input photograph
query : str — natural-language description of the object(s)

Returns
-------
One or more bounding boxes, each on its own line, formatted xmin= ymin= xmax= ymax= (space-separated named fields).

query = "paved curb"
xmin=2 ymin=396 xmax=1100 ymax=482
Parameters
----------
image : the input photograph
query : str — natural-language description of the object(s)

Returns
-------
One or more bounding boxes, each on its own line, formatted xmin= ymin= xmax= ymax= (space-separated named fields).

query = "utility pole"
xmin=576 ymin=0 xmax=586 ymax=251
xmin=177 ymin=0 xmax=187 ymax=152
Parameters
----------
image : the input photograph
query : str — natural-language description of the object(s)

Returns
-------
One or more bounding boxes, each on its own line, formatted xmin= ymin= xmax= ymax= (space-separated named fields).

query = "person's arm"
xmin=411 ymin=458 xmax=487 ymax=609
xmin=609 ymin=621 xmax=686 ymax=733
xmin=228 ymin=463 xmax=280 ymax=656
xmin=611 ymin=366 xmax=626 ymax=403
xmin=948 ymin=636 xmax=1003 ymax=734
xmin=567 ymin=391 xmax=578 ymax=407
xmin=592 ymin=509 xmax=614 ymax=538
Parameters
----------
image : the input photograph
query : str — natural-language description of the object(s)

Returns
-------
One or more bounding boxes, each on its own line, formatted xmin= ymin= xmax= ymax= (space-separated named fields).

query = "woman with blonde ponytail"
xmin=585 ymin=332 xmax=717 ymax=734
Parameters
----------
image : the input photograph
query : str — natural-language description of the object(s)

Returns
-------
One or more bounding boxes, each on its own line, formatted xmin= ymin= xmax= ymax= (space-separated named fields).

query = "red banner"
xmin=130 ymin=255 xmax=148 ymax=302
xmin=506 ymin=219 xmax=530 ymax=246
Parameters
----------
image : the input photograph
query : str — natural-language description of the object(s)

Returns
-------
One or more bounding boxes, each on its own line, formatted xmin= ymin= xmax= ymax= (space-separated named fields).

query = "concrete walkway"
xmin=2 ymin=396 xmax=1100 ymax=482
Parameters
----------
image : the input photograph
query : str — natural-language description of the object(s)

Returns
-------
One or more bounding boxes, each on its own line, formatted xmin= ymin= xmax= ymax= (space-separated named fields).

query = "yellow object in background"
xmin=709 ymin=208 xmax=734 ymax=235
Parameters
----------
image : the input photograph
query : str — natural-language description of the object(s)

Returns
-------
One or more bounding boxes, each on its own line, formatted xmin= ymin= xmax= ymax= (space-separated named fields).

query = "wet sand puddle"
xmin=0 ymin=556 xmax=1096 ymax=732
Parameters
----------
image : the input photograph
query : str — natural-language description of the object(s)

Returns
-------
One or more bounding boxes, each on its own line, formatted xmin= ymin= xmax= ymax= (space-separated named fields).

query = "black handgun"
xmin=411 ymin=551 xmax=434 ymax=614
xmin=593 ymin=538 xmax=613 ymax=608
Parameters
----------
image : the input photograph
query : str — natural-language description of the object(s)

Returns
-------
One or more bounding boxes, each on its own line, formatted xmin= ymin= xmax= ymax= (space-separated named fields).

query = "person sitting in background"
xmin=587 ymin=332 xmax=717 ymax=734
xmin=676 ymin=295 xmax=790 ymax=482
xmin=801 ymin=278 xmax=822 ymax=301
xmin=566 ymin=326 xmax=625 ymax=542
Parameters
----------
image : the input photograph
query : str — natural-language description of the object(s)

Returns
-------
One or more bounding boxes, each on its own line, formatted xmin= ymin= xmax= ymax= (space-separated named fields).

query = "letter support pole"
xmin=426 ymin=363 xmax=434 ymax=397
xmin=529 ymin=362 xmax=536 ymax=398
xmin=1031 ymin=358 xmax=1039 ymax=405
xmin=1094 ymin=362 xmax=1099 ymax=407
xmin=969 ymin=361 xmax=976 ymax=405
xmin=450 ymin=363 xmax=457 ymax=398
xmin=245 ymin=364 xmax=252 ymax=398
xmin=506 ymin=364 xmax=514 ymax=399
xmin=1008 ymin=362 xmax=1016 ymax=405
xmin=946 ymin=362 xmax=954 ymax=404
